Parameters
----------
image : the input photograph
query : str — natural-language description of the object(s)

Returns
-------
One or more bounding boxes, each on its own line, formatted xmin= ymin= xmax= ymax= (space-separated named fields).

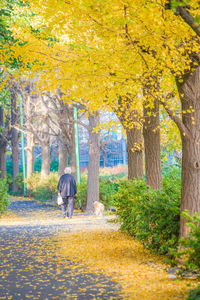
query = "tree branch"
xmin=160 ymin=95 xmax=190 ymax=138
xmin=176 ymin=6 xmax=200 ymax=37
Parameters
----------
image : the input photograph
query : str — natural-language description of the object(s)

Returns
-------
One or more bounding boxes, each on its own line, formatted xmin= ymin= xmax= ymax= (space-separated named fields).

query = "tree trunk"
xmin=26 ymin=133 xmax=34 ymax=178
xmin=126 ymin=127 xmax=144 ymax=179
xmin=58 ymin=140 xmax=68 ymax=177
xmin=86 ymin=112 xmax=100 ymax=213
xmin=117 ymin=105 xmax=144 ymax=179
xmin=26 ymin=94 xmax=34 ymax=180
xmin=176 ymin=66 xmax=200 ymax=237
xmin=11 ymin=91 xmax=19 ymax=191
xmin=40 ymin=95 xmax=50 ymax=178
xmin=70 ymin=125 xmax=77 ymax=180
xmin=143 ymin=99 xmax=162 ymax=189
xmin=41 ymin=141 xmax=50 ymax=177
xmin=0 ymin=106 xmax=7 ymax=179
xmin=0 ymin=146 xmax=6 ymax=179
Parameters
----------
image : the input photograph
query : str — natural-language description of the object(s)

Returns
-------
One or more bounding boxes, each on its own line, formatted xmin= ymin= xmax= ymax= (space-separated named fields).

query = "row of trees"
xmin=0 ymin=0 xmax=200 ymax=236
xmin=0 ymin=79 xmax=120 ymax=209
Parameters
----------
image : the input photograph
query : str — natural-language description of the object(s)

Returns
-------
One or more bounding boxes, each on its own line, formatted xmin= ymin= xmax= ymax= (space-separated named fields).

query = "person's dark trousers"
xmin=67 ymin=197 xmax=74 ymax=218
xmin=61 ymin=197 xmax=67 ymax=217
xmin=61 ymin=197 xmax=74 ymax=218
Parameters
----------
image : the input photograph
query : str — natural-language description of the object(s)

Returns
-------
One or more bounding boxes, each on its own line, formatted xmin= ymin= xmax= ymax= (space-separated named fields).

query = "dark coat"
xmin=57 ymin=174 xmax=77 ymax=198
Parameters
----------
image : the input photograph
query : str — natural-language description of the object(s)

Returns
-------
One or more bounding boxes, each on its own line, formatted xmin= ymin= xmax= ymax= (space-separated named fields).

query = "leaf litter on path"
xmin=0 ymin=198 xmax=198 ymax=299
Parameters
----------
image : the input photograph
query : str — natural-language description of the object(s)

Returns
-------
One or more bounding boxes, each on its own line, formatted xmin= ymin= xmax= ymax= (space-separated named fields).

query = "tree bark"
xmin=176 ymin=66 xmax=200 ymax=237
xmin=41 ymin=141 xmax=50 ymax=177
xmin=58 ymin=140 xmax=68 ymax=177
xmin=26 ymin=133 xmax=34 ymax=178
xmin=143 ymin=99 xmax=162 ymax=189
xmin=70 ymin=122 xmax=77 ymax=180
xmin=86 ymin=112 xmax=100 ymax=213
xmin=0 ymin=106 xmax=7 ymax=179
xmin=126 ymin=127 xmax=144 ymax=179
xmin=11 ymin=91 xmax=19 ymax=191
xmin=26 ymin=94 xmax=35 ymax=179
xmin=40 ymin=95 xmax=50 ymax=177
xmin=0 ymin=146 xmax=6 ymax=179
xmin=116 ymin=100 xmax=144 ymax=179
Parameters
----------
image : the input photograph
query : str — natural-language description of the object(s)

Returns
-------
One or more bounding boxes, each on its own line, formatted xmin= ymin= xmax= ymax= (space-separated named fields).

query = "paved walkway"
xmin=0 ymin=198 xmax=122 ymax=300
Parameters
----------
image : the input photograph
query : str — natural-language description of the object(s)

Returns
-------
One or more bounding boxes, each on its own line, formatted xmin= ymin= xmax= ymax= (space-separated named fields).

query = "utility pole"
xmin=19 ymin=94 xmax=27 ymax=196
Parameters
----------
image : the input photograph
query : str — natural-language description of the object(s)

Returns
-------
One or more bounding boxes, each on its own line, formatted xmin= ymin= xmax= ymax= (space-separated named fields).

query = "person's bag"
xmin=57 ymin=195 xmax=63 ymax=205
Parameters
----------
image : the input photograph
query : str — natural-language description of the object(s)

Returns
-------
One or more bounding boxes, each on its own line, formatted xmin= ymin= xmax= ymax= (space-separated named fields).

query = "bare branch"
xmin=160 ymin=95 xmax=190 ymax=138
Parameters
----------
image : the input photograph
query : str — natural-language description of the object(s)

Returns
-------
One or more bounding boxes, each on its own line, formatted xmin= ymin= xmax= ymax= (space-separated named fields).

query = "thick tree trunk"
xmin=26 ymin=133 xmax=34 ymax=178
xmin=143 ymin=99 xmax=162 ymax=189
xmin=0 ymin=146 xmax=6 ymax=179
xmin=11 ymin=91 xmax=19 ymax=191
xmin=41 ymin=141 xmax=50 ymax=177
xmin=86 ymin=112 xmax=100 ymax=213
xmin=70 ymin=125 xmax=77 ymax=180
xmin=117 ymin=105 xmax=144 ymax=179
xmin=58 ymin=140 xmax=68 ymax=177
xmin=40 ymin=95 xmax=50 ymax=178
xmin=26 ymin=95 xmax=34 ymax=179
xmin=0 ymin=106 xmax=7 ymax=179
xmin=11 ymin=131 xmax=19 ymax=190
xmin=126 ymin=127 xmax=144 ymax=179
xmin=176 ymin=67 xmax=200 ymax=237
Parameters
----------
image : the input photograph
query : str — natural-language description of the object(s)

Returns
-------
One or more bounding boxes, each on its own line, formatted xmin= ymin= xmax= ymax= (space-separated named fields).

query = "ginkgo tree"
xmin=4 ymin=0 xmax=200 ymax=236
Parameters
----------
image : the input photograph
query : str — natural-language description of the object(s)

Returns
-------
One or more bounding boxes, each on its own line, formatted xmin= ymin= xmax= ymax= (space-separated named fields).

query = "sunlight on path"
xmin=0 ymin=198 xmax=119 ymax=231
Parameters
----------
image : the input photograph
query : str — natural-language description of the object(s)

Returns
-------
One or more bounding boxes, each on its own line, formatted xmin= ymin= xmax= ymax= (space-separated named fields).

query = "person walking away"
xmin=57 ymin=167 xmax=77 ymax=218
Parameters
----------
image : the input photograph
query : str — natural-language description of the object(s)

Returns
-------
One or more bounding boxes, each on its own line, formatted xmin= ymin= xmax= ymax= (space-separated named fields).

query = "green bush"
xmin=26 ymin=172 xmax=59 ymax=201
xmin=76 ymin=176 xmax=119 ymax=210
xmin=76 ymin=176 xmax=88 ymax=209
xmin=135 ymin=188 xmax=180 ymax=254
xmin=99 ymin=178 xmax=118 ymax=207
xmin=187 ymin=284 xmax=200 ymax=300
xmin=171 ymin=210 xmax=200 ymax=272
xmin=115 ymin=179 xmax=148 ymax=236
xmin=15 ymin=173 xmax=24 ymax=194
xmin=0 ymin=177 xmax=9 ymax=215
xmin=6 ymin=173 xmax=13 ymax=192
xmin=115 ymin=168 xmax=181 ymax=255
xmin=6 ymin=172 xmax=24 ymax=195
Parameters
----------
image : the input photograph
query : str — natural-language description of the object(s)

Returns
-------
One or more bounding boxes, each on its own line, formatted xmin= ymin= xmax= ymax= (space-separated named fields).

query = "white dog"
xmin=93 ymin=201 xmax=105 ymax=217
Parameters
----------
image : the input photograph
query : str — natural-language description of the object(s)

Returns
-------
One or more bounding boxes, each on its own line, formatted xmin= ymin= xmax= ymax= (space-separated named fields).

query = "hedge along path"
xmin=1 ymin=198 xmax=198 ymax=299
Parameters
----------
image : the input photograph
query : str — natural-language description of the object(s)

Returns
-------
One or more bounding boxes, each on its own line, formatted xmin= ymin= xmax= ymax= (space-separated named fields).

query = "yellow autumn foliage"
xmin=57 ymin=230 xmax=198 ymax=300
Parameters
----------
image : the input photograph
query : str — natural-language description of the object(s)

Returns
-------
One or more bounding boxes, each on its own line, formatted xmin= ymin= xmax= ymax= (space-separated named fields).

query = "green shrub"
xmin=0 ymin=177 xmax=9 ymax=215
xmin=15 ymin=173 xmax=24 ymax=194
xmin=26 ymin=172 xmax=59 ymax=201
xmin=171 ymin=210 xmax=200 ymax=272
xmin=6 ymin=173 xmax=13 ymax=192
xmin=99 ymin=178 xmax=119 ymax=207
xmin=135 ymin=188 xmax=180 ymax=254
xmin=115 ymin=169 xmax=181 ymax=255
xmin=76 ymin=176 xmax=87 ymax=209
xmin=115 ymin=179 xmax=148 ymax=236
xmin=6 ymin=172 xmax=24 ymax=195
xmin=187 ymin=284 xmax=200 ymax=300
xmin=76 ymin=176 xmax=119 ymax=210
